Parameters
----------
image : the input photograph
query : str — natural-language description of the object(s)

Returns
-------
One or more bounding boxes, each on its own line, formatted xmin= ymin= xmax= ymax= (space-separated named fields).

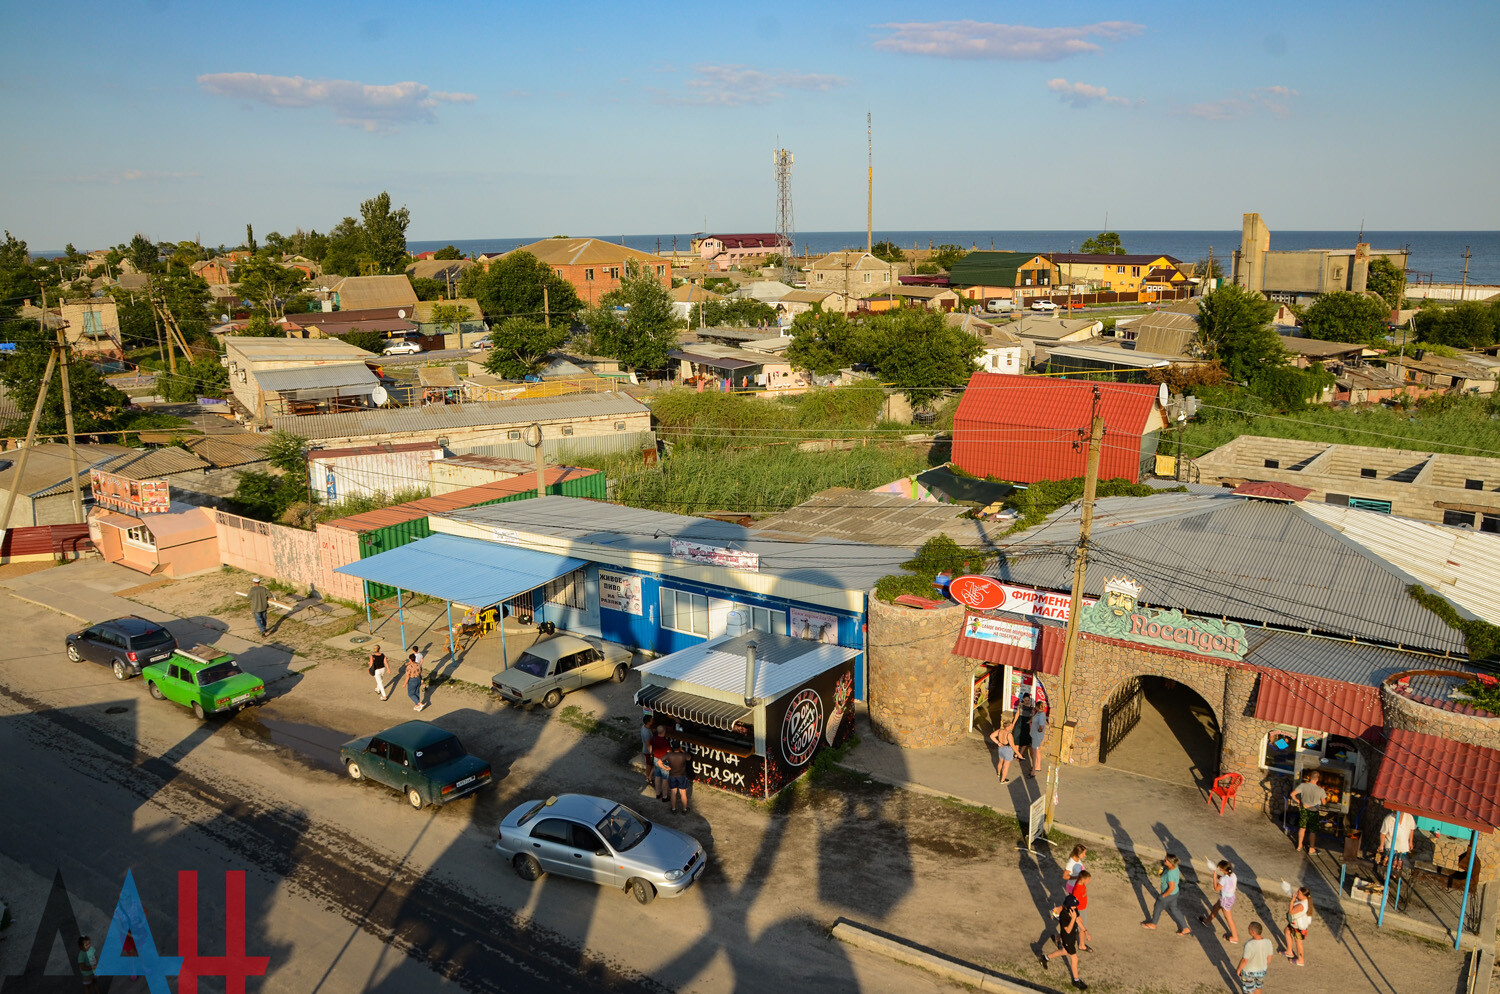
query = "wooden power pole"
xmin=1044 ymin=387 xmax=1104 ymax=835
xmin=0 ymin=347 xmax=59 ymax=532
xmin=55 ymin=306 xmax=84 ymax=525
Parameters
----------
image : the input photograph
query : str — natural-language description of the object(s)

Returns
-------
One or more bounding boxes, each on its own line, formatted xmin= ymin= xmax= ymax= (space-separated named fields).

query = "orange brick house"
xmin=502 ymin=238 xmax=670 ymax=307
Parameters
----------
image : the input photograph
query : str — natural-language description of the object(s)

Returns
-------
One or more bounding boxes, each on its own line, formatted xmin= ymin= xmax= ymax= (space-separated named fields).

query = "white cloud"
xmin=1182 ymin=86 xmax=1298 ymax=121
xmin=71 ymin=169 xmax=200 ymax=184
xmin=1047 ymin=78 xmax=1135 ymax=108
xmin=197 ymin=72 xmax=475 ymax=131
xmin=873 ymin=20 xmax=1143 ymax=61
xmin=661 ymin=64 xmax=847 ymax=106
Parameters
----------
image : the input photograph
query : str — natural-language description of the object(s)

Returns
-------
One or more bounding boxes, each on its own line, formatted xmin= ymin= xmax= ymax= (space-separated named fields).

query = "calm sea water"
xmin=408 ymin=229 xmax=1500 ymax=286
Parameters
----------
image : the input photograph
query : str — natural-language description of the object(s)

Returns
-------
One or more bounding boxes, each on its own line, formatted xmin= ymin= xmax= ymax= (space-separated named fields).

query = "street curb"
xmin=831 ymin=919 xmax=1047 ymax=992
xmin=2 ymin=590 xmax=87 ymax=623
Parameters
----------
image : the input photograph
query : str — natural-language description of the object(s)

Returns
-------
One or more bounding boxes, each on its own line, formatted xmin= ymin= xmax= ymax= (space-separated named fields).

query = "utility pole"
xmin=1044 ymin=387 xmax=1104 ymax=836
xmin=866 ymin=112 xmax=873 ymax=255
xmin=53 ymin=294 xmax=84 ymax=524
xmin=0 ymin=344 xmax=59 ymax=533
xmin=542 ymin=284 xmax=551 ymax=328
xmin=1461 ymin=246 xmax=1471 ymax=302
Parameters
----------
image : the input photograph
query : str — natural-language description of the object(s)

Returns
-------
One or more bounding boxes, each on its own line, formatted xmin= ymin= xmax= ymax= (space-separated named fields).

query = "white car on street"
xmin=383 ymin=341 xmax=422 ymax=355
xmin=1030 ymin=299 xmax=1058 ymax=312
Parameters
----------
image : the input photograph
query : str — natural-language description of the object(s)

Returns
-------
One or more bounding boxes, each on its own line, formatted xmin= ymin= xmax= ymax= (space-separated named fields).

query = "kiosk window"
xmin=749 ymin=606 xmax=786 ymax=635
xmin=661 ymin=588 xmax=708 ymax=636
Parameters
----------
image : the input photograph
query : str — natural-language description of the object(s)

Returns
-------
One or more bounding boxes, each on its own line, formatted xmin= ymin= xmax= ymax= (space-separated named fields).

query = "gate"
xmin=1100 ymin=677 xmax=1144 ymax=763
xmin=507 ymin=589 xmax=536 ymax=624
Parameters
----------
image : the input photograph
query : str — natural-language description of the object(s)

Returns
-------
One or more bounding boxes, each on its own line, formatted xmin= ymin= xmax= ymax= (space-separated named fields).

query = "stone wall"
xmin=866 ymin=594 xmax=972 ymax=748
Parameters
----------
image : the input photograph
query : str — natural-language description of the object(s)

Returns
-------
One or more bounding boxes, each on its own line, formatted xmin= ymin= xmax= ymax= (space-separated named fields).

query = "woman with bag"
xmin=1283 ymin=886 xmax=1312 ymax=966
xmin=1199 ymin=860 xmax=1241 ymax=943
xmin=369 ymin=645 xmax=389 ymax=700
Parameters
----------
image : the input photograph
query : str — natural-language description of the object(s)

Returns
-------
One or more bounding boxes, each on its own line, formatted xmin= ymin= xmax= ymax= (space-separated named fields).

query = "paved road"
xmin=0 ymin=594 xmax=950 ymax=994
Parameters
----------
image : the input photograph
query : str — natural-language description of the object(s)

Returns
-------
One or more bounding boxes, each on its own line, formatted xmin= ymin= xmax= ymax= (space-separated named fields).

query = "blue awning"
xmin=335 ymin=533 xmax=586 ymax=608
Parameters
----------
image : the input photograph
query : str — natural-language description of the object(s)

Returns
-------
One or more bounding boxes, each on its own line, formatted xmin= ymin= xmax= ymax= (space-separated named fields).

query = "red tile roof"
xmin=706 ymin=234 xmax=780 ymax=249
xmin=952 ymin=614 xmax=1064 ymax=674
xmin=323 ymin=466 xmax=596 ymax=533
xmin=1372 ymin=728 xmax=1500 ymax=832
xmin=1233 ymin=481 xmax=1313 ymax=502
xmin=952 ymin=373 xmax=1163 ymax=484
xmin=1252 ymin=670 xmax=1383 ymax=740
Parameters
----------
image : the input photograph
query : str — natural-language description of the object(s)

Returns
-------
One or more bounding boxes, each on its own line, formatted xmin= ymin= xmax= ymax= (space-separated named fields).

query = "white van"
xmin=985 ymin=299 xmax=1015 ymax=314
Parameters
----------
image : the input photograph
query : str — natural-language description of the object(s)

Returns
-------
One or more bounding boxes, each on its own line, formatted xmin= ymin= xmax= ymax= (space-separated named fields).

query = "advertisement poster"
xmin=761 ymin=661 xmax=855 ymax=796
xmin=681 ymin=740 xmax=759 ymax=795
xmin=88 ymin=469 xmax=169 ymax=514
xmin=669 ymin=538 xmax=760 ymax=572
xmin=962 ymin=615 xmax=1039 ymax=649
xmin=599 ymin=570 xmax=643 ymax=616
xmin=1008 ymin=671 xmax=1050 ymax=716
xmin=789 ymin=607 xmax=839 ymax=644
xmin=959 ymin=581 xmax=1094 ymax=623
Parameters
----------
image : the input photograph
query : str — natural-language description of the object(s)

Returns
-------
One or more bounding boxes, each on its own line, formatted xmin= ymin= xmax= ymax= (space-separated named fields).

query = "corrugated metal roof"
xmin=983 ymin=493 xmax=1469 ymax=655
xmin=636 ymin=632 xmax=857 ymax=702
xmin=14 ymin=444 xmax=137 ymax=497
xmin=1300 ymin=503 xmax=1500 ymax=626
xmin=0 ymin=523 xmax=93 ymax=558
xmin=323 ymin=466 xmax=597 ymax=533
xmin=951 ymin=615 xmax=1065 ymax=674
xmin=334 ymin=533 xmax=585 ymax=607
xmin=1372 ymin=728 xmax=1500 ymax=831
xmin=1246 ymin=630 xmax=1440 ymax=686
xmin=953 ymin=372 xmax=1161 ymax=485
xmin=100 ymin=447 xmax=210 ymax=479
xmin=635 ymin=685 xmax=752 ymax=731
xmin=1252 ymin=670 xmax=1383 ymax=740
xmin=224 ymin=336 xmax=376 ymax=361
xmin=434 ymin=454 xmax=537 ymax=475
xmin=310 ymin=440 xmax=444 ymax=461
xmin=270 ymin=392 xmax=648 ymax=440
xmin=254 ymin=364 xmax=380 ymax=393
xmin=418 ymin=367 xmax=460 ymax=387
xmin=751 ymin=490 xmax=975 ymax=546
xmin=1233 ymin=481 xmax=1313 ymax=502
xmin=178 ymin=434 xmax=269 ymax=468
xmin=438 ymin=496 xmax=917 ymax=592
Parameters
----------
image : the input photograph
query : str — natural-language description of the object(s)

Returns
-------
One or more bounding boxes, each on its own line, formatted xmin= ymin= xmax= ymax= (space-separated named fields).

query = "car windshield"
xmin=197 ymin=661 xmax=243 ymax=685
xmin=513 ymin=652 xmax=551 ymax=678
xmin=596 ymin=804 xmax=650 ymax=852
xmin=413 ymin=736 xmax=465 ymax=770
xmin=131 ymin=631 xmax=174 ymax=650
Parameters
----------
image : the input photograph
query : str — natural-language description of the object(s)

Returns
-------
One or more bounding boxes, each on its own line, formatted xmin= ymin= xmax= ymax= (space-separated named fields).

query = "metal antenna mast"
xmin=866 ymin=112 xmax=873 ymax=254
xmin=773 ymin=147 xmax=796 ymax=283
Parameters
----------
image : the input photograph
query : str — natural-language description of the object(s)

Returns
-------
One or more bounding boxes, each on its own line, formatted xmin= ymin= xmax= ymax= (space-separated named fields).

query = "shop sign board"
xmin=949 ymin=576 xmax=1093 ymax=621
xmin=962 ymin=615 xmax=1039 ymax=649
xmin=1079 ymin=575 xmax=1249 ymax=661
xmin=790 ymin=607 xmax=839 ymax=644
xmin=669 ymin=538 xmax=759 ymax=572
xmin=683 ymin=741 xmax=755 ymax=792
xmin=761 ymin=661 xmax=856 ymax=797
xmin=89 ymin=470 xmax=169 ymax=514
xmin=599 ymin=570 xmax=643 ymax=616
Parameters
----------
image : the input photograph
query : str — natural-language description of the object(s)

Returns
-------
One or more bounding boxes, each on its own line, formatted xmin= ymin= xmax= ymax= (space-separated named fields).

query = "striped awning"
xmin=636 ymin=684 xmax=753 ymax=732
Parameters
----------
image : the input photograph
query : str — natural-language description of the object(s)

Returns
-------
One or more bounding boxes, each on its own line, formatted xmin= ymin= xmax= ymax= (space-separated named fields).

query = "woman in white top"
xmin=1063 ymin=844 xmax=1088 ymax=894
xmin=1198 ymin=859 xmax=1240 ymax=943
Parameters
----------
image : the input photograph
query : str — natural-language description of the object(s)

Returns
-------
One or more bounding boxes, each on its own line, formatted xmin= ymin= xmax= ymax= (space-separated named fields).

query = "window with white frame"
xmin=748 ymin=605 xmax=785 ymax=635
xmin=1262 ymin=725 xmax=1364 ymax=780
xmin=660 ymin=588 xmax=708 ymax=636
xmin=543 ymin=569 xmax=586 ymax=610
xmin=124 ymin=525 xmax=155 ymax=548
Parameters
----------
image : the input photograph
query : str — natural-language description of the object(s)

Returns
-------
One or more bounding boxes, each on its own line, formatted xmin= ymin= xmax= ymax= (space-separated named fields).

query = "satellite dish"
xmin=397 ymin=309 xmax=407 ymax=319
xmin=371 ymin=385 xmax=389 ymax=407
xmin=219 ymin=313 xmax=230 ymax=323
xmin=1158 ymin=382 xmax=1170 ymax=408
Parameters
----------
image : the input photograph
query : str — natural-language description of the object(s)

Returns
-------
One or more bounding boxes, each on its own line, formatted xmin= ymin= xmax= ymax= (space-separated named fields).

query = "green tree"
xmin=359 ymin=192 xmax=411 ymax=274
xmin=871 ymin=240 xmax=906 ymax=263
xmin=929 ymin=244 xmax=966 ymax=270
xmin=483 ymin=317 xmax=568 ymax=379
xmin=153 ymin=270 xmax=215 ymax=346
xmin=1196 ymin=283 xmax=1284 ymax=381
xmin=429 ymin=303 xmax=474 ymax=340
xmin=126 ymin=233 xmax=159 ymax=274
xmin=784 ymin=308 xmax=882 ymax=376
xmin=244 ymin=223 xmax=256 ymax=254
xmin=1415 ymin=301 xmax=1496 ymax=349
xmin=462 ymin=250 xmax=583 ymax=322
xmin=1301 ymin=291 xmax=1390 ymax=344
xmin=235 ymin=256 xmax=308 ymax=319
xmin=160 ymin=349 xmax=229 ymax=403
xmin=410 ymin=277 xmax=446 ymax=301
xmin=584 ymin=260 xmax=680 ymax=372
xmin=1248 ymin=363 xmax=1336 ymax=411
xmin=238 ymin=313 xmax=283 ymax=337
xmin=0 ymin=324 xmax=130 ymax=435
xmin=867 ymin=309 xmax=983 ymax=406
xmin=321 ymin=217 xmax=366 ymax=277
xmin=342 ymin=330 xmax=387 ymax=354
xmin=263 ymin=429 xmax=310 ymax=473
xmin=1080 ymin=231 xmax=1126 ymax=255
xmin=432 ymin=245 xmax=463 ymax=260
xmin=1366 ymin=257 xmax=1406 ymax=311
xmin=1192 ymin=256 xmax=1225 ymax=280
xmin=691 ymin=298 xmax=778 ymax=328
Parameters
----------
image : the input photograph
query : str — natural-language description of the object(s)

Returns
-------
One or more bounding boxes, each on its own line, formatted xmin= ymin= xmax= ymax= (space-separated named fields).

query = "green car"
xmin=340 ymin=721 xmax=492 ymax=809
xmin=141 ymin=644 xmax=266 ymax=720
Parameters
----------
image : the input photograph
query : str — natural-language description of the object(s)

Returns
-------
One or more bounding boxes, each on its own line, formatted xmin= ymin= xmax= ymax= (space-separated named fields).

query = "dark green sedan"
xmin=340 ymin=721 xmax=492 ymax=809
xmin=141 ymin=645 xmax=266 ymax=720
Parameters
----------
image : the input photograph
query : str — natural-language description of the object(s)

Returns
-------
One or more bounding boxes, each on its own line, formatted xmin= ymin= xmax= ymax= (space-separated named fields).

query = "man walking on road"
xmin=247 ymin=577 xmax=269 ymax=636
xmin=1238 ymin=921 xmax=1274 ymax=992
xmin=1293 ymin=770 xmax=1327 ymax=854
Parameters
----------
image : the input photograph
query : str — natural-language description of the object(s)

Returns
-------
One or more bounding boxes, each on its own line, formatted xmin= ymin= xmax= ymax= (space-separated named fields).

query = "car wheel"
xmin=542 ymin=689 xmax=563 ymax=709
xmin=148 ymin=682 xmax=164 ymax=700
xmin=629 ymin=878 xmax=656 ymax=905
xmin=345 ymin=760 xmax=363 ymax=781
xmin=612 ymin=663 xmax=629 ymax=683
xmin=191 ymin=701 xmax=207 ymax=721
xmin=513 ymin=854 xmax=543 ymax=881
xmin=407 ymin=787 xmax=424 ymax=809
xmin=112 ymin=660 xmax=129 ymax=681
xmin=67 ymin=643 xmax=81 ymax=662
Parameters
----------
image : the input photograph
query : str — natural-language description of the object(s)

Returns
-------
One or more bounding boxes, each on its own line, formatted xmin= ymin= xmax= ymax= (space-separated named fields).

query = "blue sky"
xmin=2 ymin=1 xmax=1497 ymax=249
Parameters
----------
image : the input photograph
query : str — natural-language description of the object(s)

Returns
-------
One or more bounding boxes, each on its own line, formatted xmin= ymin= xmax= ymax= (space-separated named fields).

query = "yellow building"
xmin=1048 ymin=253 xmax=1189 ymax=294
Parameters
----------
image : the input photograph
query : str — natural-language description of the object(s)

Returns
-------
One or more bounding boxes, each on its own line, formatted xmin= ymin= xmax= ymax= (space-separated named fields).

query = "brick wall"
xmin=866 ymin=595 xmax=973 ymax=748
xmin=556 ymin=262 xmax=670 ymax=307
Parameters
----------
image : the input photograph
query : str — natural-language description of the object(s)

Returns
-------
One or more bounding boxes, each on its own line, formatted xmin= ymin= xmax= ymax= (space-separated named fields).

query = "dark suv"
xmin=66 ymin=616 xmax=178 ymax=681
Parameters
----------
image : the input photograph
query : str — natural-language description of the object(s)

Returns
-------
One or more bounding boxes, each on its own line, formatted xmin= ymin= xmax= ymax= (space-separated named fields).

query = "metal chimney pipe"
xmin=743 ymin=641 xmax=758 ymax=706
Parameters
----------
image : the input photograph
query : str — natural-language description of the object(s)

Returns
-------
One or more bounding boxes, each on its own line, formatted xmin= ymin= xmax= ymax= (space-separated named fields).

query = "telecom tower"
xmin=773 ymin=148 xmax=796 ymax=282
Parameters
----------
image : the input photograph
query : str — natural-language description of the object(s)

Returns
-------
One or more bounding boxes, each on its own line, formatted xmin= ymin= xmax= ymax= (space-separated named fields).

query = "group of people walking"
xmin=987 ymin=691 xmax=1047 ymax=784
xmin=367 ymin=644 xmax=428 ymax=711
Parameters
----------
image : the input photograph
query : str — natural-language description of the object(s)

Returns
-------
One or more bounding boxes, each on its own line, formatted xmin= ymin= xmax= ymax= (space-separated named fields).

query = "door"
xmin=363 ymin=738 xmax=394 ymax=786
xmin=385 ymin=744 xmax=413 ymax=793
xmin=528 ymin=818 xmax=576 ymax=875
xmin=578 ymin=646 xmax=612 ymax=684
xmin=1100 ymin=677 xmax=1144 ymax=763
xmin=163 ymin=664 xmax=194 ymax=706
xmin=567 ymin=824 xmax=618 ymax=885
xmin=557 ymin=651 xmax=591 ymax=691
xmin=77 ymin=627 xmax=107 ymax=662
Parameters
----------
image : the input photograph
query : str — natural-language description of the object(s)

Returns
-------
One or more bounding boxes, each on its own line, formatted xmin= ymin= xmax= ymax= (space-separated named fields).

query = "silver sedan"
xmin=495 ymin=794 xmax=707 ymax=904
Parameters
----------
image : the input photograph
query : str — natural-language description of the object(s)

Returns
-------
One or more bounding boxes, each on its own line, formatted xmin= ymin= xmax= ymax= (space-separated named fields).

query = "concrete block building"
xmin=1232 ymin=213 xmax=1409 ymax=306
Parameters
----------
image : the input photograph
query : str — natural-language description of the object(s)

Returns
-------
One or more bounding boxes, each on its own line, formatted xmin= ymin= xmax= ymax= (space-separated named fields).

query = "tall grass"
xmin=580 ymin=445 xmax=933 ymax=514
xmin=648 ymin=387 xmax=889 ymax=450
xmin=1181 ymin=393 xmax=1500 ymax=458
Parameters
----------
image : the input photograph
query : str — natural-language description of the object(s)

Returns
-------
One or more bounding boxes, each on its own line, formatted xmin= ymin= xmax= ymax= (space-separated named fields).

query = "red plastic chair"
xmin=1207 ymin=773 xmax=1243 ymax=814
